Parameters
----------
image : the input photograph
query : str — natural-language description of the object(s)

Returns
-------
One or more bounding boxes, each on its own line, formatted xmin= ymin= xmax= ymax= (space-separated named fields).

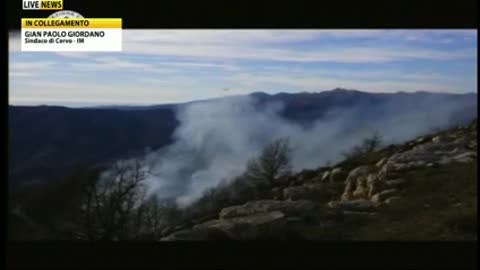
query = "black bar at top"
xmin=6 ymin=0 xmax=478 ymax=30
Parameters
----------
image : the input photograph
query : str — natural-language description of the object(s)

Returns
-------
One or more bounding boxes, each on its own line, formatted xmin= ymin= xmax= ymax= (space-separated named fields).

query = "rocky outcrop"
xmin=196 ymin=211 xmax=287 ymax=240
xmin=161 ymin=211 xmax=288 ymax=241
xmin=330 ymin=121 xmax=477 ymax=212
xmin=340 ymin=165 xmax=374 ymax=201
xmin=163 ymin=120 xmax=477 ymax=240
xmin=161 ymin=200 xmax=315 ymax=241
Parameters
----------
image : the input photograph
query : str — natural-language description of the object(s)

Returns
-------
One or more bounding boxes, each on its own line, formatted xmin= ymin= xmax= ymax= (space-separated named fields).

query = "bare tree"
xmin=79 ymin=159 xmax=149 ymax=240
xmin=343 ymin=131 xmax=383 ymax=159
xmin=362 ymin=131 xmax=382 ymax=153
xmin=244 ymin=137 xmax=292 ymax=186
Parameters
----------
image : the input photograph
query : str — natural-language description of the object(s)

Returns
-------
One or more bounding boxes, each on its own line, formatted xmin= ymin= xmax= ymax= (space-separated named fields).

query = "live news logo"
xmin=23 ymin=0 xmax=63 ymax=10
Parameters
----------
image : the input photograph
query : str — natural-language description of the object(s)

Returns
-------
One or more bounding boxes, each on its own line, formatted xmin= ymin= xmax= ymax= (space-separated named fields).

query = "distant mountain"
xmin=8 ymin=89 xmax=477 ymax=188
xmin=249 ymin=89 xmax=477 ymax=125
xmin=8 ymin=106 xmax=177 ymax=189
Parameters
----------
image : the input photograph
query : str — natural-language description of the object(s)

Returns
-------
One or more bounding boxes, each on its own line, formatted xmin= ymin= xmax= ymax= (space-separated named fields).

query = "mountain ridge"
xmin=9 ymin=89 xmax=477 ymax=110
xmin=8 ymin=89 xmax=477 ymax=189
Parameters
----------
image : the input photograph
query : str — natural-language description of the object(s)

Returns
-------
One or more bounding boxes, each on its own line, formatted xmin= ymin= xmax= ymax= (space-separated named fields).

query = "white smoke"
xmin=106 ymin=92 xmax=477 ymax=207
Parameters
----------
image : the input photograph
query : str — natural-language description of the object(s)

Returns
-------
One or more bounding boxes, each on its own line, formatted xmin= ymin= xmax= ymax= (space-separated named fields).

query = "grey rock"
xmin=370 ymin=189 xmax=398 ymax=203
xmin=376 ymin=157 xmax=388 ymax=168
xmin=452 ymin=151 xmax=476 ymax=163
xmin=416 ymin=136 xmax=427 ymax=143
xmin=391 ymin=163 xmax=411 ymax=171
xmin=432 ymin=136 xmax=443 ymax=143
xmin=321 ymin=171 xmax=330 ymax=182
xmin=197 ymin=211 xmax=287 ymax=240
xmin=219 ymin=199 xmax=315 ymax=219
xmin=327 ymin=199 xmax=379 ymax=211
xmin=341 ymin=165 xmax=372 ymax=200
xmin=161 ymin=211 xmax=287 ymax=241
xmin=346 ymin=166 xmax=372 ymax=182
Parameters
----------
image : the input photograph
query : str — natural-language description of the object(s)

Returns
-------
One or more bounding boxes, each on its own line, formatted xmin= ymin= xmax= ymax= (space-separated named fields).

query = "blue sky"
xmin=9 ymin=30 xmax=478 ymax=107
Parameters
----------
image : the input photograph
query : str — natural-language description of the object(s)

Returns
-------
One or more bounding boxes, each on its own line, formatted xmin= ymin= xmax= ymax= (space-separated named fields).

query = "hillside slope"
xmin=8 ymin=106 xmax=177 ymax=189
xmin=161 ymin=119 xmax=478 ymax=240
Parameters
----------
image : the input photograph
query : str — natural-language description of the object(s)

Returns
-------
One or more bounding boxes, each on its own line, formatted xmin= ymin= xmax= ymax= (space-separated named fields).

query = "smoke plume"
xmin=106 ymin=91 xmax=477 ymax=206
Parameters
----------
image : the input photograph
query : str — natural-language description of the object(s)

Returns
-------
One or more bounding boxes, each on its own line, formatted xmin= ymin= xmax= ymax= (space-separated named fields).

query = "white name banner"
xmin=21 ymin=18 xmax=122 ymax=52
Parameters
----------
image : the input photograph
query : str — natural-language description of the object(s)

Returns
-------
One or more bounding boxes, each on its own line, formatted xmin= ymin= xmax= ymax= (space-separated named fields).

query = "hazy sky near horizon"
xmin=9 ymin=29 xmax=478 ymax=107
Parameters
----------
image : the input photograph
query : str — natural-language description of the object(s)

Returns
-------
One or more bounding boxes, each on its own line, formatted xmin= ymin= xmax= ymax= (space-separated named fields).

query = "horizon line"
xmin=9 ymin=88 xmax=478 ymax=109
